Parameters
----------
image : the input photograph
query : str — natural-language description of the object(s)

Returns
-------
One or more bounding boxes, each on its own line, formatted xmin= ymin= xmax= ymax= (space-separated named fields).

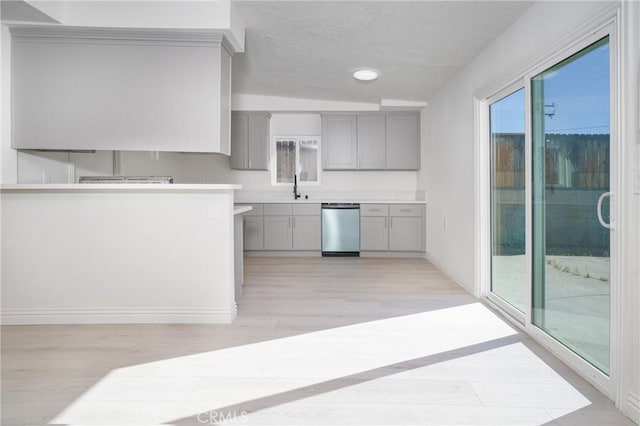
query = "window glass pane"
xmin=276 ymin=140 xmax=296 ymax=184
xmin=299 ymin=139 xmax=319 ymax=182
xmin=532 ymin=37 xmax=610 ymax=374
xmin=490 ymin=88 xmax=526 ymax=312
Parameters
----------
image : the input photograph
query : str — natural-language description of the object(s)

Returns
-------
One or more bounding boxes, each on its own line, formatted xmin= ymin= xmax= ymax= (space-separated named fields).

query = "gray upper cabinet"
xmin=357 ymin=115 xmax=386 ymax=169
xmin=385 ymin=114 xmax=420 ymax=170
xmin=322 ymin=113 xmax=419 ymax=171
xmin=11 ymin=27 xmax=235 ymax=153
xmin=322 ymin=115 xmax=358 ymax=170
xmin=230 ymin=112 xmax=271 ymax=170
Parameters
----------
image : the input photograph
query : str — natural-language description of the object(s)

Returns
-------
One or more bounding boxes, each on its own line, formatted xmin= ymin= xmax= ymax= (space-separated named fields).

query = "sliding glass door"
xmin=531 ymin=37 xmax=611 ymax=374
xmin=490 ymin=88 xmax=526 ymax=313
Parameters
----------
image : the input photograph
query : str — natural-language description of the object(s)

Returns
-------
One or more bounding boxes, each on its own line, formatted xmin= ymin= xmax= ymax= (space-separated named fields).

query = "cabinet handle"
xmin=385 ymin=217 xmax=387 ymax=228
xmin=390 ymin=217 xmax=393 ymax=228
xmin=288 ymin=217 xmax=291 ymax=228
xmin=371 ymin=209 xmax=380 ymax=212
xmin=400 ymin=209 xmax=411 ymax=212
xmin=293 ymin=216 xmax=296 ymax=227
xmin=248 ymin=158 xmax=252 ymax=168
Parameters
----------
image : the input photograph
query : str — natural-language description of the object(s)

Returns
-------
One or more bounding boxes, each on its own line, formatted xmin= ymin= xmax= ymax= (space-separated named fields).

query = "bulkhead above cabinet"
xmin=11 ymin=26 xmax=237 ymax=154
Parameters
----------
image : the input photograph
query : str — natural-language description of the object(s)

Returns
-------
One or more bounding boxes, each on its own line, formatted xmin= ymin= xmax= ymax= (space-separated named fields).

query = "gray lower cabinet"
xmin=231 ymin=112 xmax=271 ymax=170
xmin=361 ymin=203 xmax=424 ymax=252
xmin=264 ymin=216 xmax=293 ymax=250
xmin=262 ymin=203 xmax=321 ymax=251
xmin=389 ymin=216 xmax=423 ymax=251
xmin=389 ymin=204 xmax=424 ymax=251
xmin=243 ymin=216 xmax=264 ymax=250
xmin=237 ymin=203 xmax=265 ymax=250
xmin=360 ymin=216 xmax=389 ymax=251
xmin=292 ymin=216 xmax=321 ymax=250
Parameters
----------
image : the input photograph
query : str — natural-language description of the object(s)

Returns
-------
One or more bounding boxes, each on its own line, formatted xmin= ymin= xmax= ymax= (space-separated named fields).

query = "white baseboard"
xmin=424 ymin=251 xmax=475 ymax=295
xmin=626 ymin=392 xmax=640 ymax=425
xmin=245 ymin=251 xmax=426 ymax=258
xmin=1 ymin=306 xmax=238 ymax=325
xmin=360 ymin=251 xmax=425 ymax=258
xmin=245 ymin=251 xmax=321 ymax=257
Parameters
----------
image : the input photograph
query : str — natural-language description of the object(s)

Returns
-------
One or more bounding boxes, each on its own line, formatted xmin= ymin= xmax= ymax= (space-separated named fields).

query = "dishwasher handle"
xmin=322 ymin=203 xmax=360 ymax=209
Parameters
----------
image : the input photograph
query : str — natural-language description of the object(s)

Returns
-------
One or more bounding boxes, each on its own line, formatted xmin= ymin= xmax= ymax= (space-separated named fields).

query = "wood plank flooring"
xmin=1 ymin=257 xmax=635 ymax=425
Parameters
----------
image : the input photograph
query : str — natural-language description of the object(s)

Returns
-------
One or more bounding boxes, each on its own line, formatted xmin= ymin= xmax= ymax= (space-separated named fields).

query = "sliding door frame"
xmin=475 ymin=9 xmax=622 ymax=402
xmin=482 ymin=81 xmax=528 ymax=324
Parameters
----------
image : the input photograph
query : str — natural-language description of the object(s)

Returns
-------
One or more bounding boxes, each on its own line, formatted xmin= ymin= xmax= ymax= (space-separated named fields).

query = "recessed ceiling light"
xmin=353 ymin=69 xmax=379 ymax=81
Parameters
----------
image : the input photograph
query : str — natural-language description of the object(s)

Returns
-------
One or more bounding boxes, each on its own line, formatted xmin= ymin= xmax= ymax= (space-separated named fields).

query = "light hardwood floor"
xmin=1 ymin=257 xmax=635 ymax=425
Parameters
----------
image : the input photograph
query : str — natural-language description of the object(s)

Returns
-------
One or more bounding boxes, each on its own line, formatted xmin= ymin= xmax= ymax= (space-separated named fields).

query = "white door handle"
xmin=597 ymin=192 xmax=613 ymax=229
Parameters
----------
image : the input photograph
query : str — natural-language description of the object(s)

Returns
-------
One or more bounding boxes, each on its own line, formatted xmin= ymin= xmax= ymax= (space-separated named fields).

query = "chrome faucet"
xmin=293 ymin=174 xmax=301 ymax=200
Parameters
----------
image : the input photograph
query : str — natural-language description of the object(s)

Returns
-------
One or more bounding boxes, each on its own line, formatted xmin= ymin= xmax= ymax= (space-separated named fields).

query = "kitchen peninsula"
xmin=1 ymin=184 xmax=241 ymax=325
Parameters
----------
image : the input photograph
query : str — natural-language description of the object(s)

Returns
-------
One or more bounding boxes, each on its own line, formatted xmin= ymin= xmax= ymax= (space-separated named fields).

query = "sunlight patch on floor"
xmin=51 ymin=303 xmax=591 ymax=425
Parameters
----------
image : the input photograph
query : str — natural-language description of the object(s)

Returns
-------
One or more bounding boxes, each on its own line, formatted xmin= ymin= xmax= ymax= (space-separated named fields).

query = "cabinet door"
xmin=243 ymin=216 xmax=264 ymax=250
xmin=230 ymin=114 xmax=248 ymax=169
xmin=247 ymin=114 xmax=270 ymax=170
xmin=292 ymin=216 xmax=321 ymax=250
xmin=389 ymin=216 xmax=423 ymax=251
xmin=322 ymin=115 xmax=357 ymax=170
xmin=386 ymin=114 xmax=419 ymax=170
xmin=357 ymin=115 xmax=386 ymax=169
xmin=360 ymin=216 xmax=389 ymax=251
xmin=263 ymin=216 xmax=293 ymax=250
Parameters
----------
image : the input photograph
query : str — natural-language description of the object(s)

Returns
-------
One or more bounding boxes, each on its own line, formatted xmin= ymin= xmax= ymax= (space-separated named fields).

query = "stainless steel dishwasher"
xmin=321 ymin=203 xmax=360 ymax=256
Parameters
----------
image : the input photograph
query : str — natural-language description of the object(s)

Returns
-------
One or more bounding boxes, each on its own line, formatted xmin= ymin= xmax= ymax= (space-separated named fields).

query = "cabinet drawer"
xmin=236 ymin=203 xmax=263 ymax=216
xmin=360 ymin=204 xmax=389 ymax=217
xmin=292 ymin=203 xmax=321 ymax=216
xmin=389 ymin=204 xmax=423 ymax=217
xmin=263 ymin=203 xmax=293 ymax=216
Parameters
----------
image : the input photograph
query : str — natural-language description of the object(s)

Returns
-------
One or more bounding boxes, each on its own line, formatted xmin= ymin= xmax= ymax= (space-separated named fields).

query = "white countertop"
xmin=0 ymin=184 xmax=242 ymax=191
xmin=233 ymin=206 xmax=253 ymax=215
xmin=236 ymin=199 xmax=426 ymax=204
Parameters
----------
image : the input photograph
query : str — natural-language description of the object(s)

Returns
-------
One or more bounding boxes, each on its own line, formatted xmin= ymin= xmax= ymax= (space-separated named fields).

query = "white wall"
xmin=420 ymin=0 xmax=638 ymax=421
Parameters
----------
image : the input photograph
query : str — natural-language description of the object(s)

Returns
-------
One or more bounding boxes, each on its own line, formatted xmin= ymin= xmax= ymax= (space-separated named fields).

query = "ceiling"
xmin=231 ymin=1 xmax=534 ymax=104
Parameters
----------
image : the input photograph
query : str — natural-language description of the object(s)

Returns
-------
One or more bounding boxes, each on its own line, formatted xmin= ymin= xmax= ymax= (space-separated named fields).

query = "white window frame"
xmin=270 ymin=135 xmax=321 ymax=187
